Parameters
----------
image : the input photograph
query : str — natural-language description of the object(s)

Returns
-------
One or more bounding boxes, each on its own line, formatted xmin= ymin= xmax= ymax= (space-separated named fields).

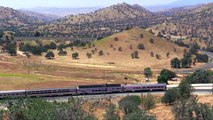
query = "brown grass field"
xmin=0 ymin=28 xmax=206 ymax=90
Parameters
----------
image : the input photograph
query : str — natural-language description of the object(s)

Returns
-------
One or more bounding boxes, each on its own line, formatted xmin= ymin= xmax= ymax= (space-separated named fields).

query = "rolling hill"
xmin=0 ymin=6 xmax=41 ymax=28
xmin=146 ymin=0 xmax=212 ymax=12
xmin=18 ymin=10 xmax=60 ymax=22
xmin=150 ymin=3 xmax=213 ymax=43
xmin=57 ymin=3 xmax=153 ymax=24
xmin=37 ymin=3 xmax=157 ymax=38
xmin=53 ymin=27 xmax=186 ymax=69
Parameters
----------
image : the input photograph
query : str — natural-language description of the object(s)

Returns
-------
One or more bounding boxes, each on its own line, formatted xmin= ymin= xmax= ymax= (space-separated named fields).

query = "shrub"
xmin=162 ymin=88 xmax=179 ymax=105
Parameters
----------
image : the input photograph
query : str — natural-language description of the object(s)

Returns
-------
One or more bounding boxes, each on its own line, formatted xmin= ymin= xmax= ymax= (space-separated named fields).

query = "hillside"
xmin=0 ymin=6 xmax=41 ymax=28
xmin=41 ymin=28 xmax=186 ymax=69
xmin=18 ymin=10 xmax=60 ymax=22
xmin=37 ymin=3 xmax=158 ymax=38
xmin=146 ymin=0 xmax=212 ymax=11
xmin=157 ymin=4 xmax=202 ymax=16
xmin=150 ymin=3 xmax=213 ymax=44
xmin=58 ymin=3 xmax=153 ymax=24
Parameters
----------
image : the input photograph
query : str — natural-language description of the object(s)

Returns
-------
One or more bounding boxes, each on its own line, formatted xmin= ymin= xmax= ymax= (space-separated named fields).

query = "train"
xmin=0 ymin=84 xmax=167 ymax=99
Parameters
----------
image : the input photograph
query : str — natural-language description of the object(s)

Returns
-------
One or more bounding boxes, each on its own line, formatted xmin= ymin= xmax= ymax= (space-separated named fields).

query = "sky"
xmin=0 ymin=0 xmax=179 ymax=9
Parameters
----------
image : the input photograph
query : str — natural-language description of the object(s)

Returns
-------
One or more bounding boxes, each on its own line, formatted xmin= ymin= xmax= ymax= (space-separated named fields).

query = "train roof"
xmin=0 ymin=90 xmax=25 ymax=94
xmin=78 ymin=84 xmax=121 ymax=88
xmin=25 ymin=87 xmax=76 ymax=92
xmin=123 ymin=84 xmax=166 ymax=87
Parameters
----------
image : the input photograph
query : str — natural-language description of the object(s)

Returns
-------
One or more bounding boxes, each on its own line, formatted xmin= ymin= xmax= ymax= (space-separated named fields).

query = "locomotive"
xmin=0 ymin=84 xmax=166 ymax=99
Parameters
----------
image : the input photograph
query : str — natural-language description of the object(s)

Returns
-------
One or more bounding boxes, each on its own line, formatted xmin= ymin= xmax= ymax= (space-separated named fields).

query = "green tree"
xmin=86 ymin=52 xmax=92 ymax=58
xmin=178 ymin=77 xmax=192 ymax=99
xmin=160 ymin=69 xmax=176 ymax=80
xmin=123 ymin=110 xmax=156 ymax=120
xmin=57 ymin=44 xmax=66 ymax=51
xmin=187 ymin=70 xmax=213 ymax=84
xmin=162 ymin=88 xmax=179 ymax=105
xmin=6 ymin=42 xmax=17 ymax=56
xmin=181 ymin=57 xmax=192 ymax=68
xmin=45 ymin=51 xmax=55 ymax=59
xmin=157 ymin=74 xmax=169 ymax=84
xmin=172 ymin=96 xmax=213 ymax=120
xmin=99 ymin=50 xmax=104 ymax=56
xmin=119 ymin=95 xmax=141 ymax=114
xmin=104 ymin=104 xmax=120 ymax=120
xmin=196 ymin=54 xmax=209 ymax=63
xmin=72 ymin=52 xmax=79 ymax=59
xmin=138 ymin=44 xmax=145 ymax=50
xmin=144 ymin=68 xmax=153 ymax=81
xmin=189 ymin=43 xmax=200 ymax=54
xmin=0 ymin=31 xmax=3 ymax=38
xmin=50 ymin=42 xmax=57 ymax=49
xmin=4 ymin=98 xmax=97 ymax=120
xmin=171 ymin=58 xmax=181 ymax=68
xmin=34 ymin=31 xmax=40 ymax=37
xmin=58 ymin=50 xmax=67 ymax=56
xmin=143 ymin=94 xmax=155 ymax=110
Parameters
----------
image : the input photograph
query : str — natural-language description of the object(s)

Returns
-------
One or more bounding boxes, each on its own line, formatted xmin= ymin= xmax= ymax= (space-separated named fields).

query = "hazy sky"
xmin=0 ymin=0 xmax=178 ymax=9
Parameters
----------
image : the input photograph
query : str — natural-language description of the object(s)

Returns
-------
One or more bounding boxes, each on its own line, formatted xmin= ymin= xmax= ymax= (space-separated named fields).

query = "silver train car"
xmin=0 ymin=84 xmax=167 ymax=99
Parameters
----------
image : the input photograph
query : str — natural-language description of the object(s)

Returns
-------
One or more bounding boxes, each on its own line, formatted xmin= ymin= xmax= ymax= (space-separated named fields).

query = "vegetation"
xmin=161 ymin=70 xmax=213 ymax=120
xmin=45 ymin=51 xmax=55 ymax=59
xmin=172 ymin=96 xmax=213 ymax=120
xmin=119 ymin=95 xmax=141 ymax=114
xmin=142 ymin=94 xmax=155 ymax=110
xmin=123 ymin=110 xmax=156 ymax=120
xmin=104 ymin=104 xmax=120 ymax=120
xmin=0 ymin=98 xmax=97 ymax=120
xmin=161 ymin=88 xmax=179 ymax=105
xmin=144 ymin=68 xmax=153 ymax=81
xmin=157 ymin=69 xmax=176 ymax=84
xmin=138 ymin=44 xmax=145 ymax=50
xmin=119 ymin=95 xmax=156 ymax=120
xmin=72 ymin=52 xmax=79 ymax=59
xmin=196 ymin=54 xmax=209 ymax=63
xmin=171 ymin=58 xmax=181 ymax=68
xmin=186 ymin=70 xmax=213 ymax=84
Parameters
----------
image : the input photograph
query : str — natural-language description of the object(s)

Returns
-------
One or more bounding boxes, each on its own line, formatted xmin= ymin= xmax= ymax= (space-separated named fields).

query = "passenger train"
xmin=0 ymin=84 xmax=166 ymax=99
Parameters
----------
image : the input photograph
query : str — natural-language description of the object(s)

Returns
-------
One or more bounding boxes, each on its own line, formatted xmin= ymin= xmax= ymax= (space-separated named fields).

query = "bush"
xmin=171 ymin=58 xmax=181 ymax=68
xmin=144 ymin=68 xmax=153 ymax=81
xmin=157 ymin=74 xmax=169 ymax=84
xmin=172 ymin=97 xmax=213 ymax=120
xmin=160 ymin=69 xmax=176 ymax=80
xmin=162 ymin=88 xmax=179 ymax=105
xmin=119 ymin=95 xmax=141 ymax=114
xmin=58 ymin=50 xmax=67 ymax=56
xmin=150 ymin=38 xmax=154 ymax=44
xmin=123 ymin=110 xmax=156 ymax=120
xmin=178 ymin=77 xmax=192 ymax=99
xmin=142 ymin=94 xmax=155 ymax=110
xmin=104 ymin=104 xmax=120 ymax=120
xmin=72 ymin=52 xmax=79 ymax=59
xmin=138 ymin=44 xmax=145 ymax=50
xmin=196 ymin=54 xmax=209 ymax=63
xmin=98 ymin=50 xmax=104 ymax=56
xmin=45 ymin=51 xmax=55 ymax=59
xmin=187 ymin=70 xmax=213 ymax=84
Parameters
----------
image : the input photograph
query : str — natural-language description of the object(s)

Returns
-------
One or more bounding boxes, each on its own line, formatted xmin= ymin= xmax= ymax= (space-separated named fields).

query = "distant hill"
xmin=146 ymin=0 xmax=212 ymax=12
xmin=37 ymin=3 xmax=156 ymax=38
xmin=23 ymin=7 xmax=102 ymax=17
xmin=0 ymin=6 xmax=41 ymax=28
xmin=18 ymin=10 xmax=60 ymax=22
xmin=57 ymin=3 xmax=153 ymax=24
xmin=69 ymin=27 xmax=185 ymax=68
xmin=150 ymin=3 xmax=213 ymax=43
